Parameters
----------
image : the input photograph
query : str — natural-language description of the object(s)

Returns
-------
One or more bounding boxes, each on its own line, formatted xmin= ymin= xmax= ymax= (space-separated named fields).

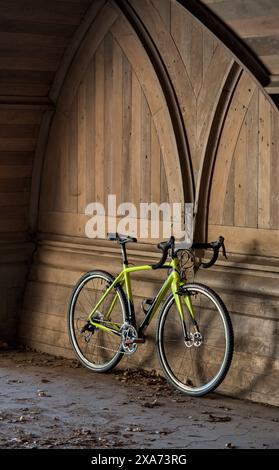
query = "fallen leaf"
xmin=142 ymin=399 xmax=160 ymax=408
xmin=36 ymin=390 xmax=51 ymax=397
xmin=126 ymin=426 xmax=144 ymax=433
xmin=6 ymin=379 xmax=23 ymax=384
xmin=208 ymin=414 xmax=231 ymax=423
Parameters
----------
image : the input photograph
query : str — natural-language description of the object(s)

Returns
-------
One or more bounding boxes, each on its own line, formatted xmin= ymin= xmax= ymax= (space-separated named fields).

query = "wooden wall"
xmin=2 ymin=0 xmax=278 ymax=405
xmin=209 ymin=77 xmax=279 ymax=254
xmin=200 ymin=0 xmax=279 ymax=94
xmin=0 ymin=0 xmax=98 ymax=342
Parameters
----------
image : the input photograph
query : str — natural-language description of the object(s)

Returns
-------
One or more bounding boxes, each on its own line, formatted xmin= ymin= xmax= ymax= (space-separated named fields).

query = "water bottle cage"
xmin=141 ymin=298 xmax=153 ymax=315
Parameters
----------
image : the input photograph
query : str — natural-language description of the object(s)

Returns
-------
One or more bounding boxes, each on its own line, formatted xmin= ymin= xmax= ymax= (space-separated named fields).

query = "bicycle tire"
xmin=157 ymin=282 xmax=233 ymax=396
xmin=68 ymin=270 xmax=128 ymax=372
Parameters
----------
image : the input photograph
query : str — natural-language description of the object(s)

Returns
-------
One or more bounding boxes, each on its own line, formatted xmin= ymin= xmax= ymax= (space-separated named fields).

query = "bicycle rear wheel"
xmin=68 ymin=270 xmax=128 ymax=372
xmin=157 ymin=283 xmax=233 ymax=396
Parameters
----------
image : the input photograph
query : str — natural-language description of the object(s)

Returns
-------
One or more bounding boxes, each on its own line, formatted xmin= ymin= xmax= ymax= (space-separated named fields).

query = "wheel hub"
xmin=185 ymin=332 xmax=203 ymax=348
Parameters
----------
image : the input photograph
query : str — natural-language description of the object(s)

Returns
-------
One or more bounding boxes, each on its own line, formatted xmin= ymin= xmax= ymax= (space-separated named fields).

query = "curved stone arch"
xmin=209 ymin=72 xmax=258 ymax=225
xmin=194 ymin=62 xmax=242 ymax=240
xmin=109 ymin=14 xmax=184 ymax=204
xmin=38 ymin=0 xmax=187 ymax=245
xmin=36 ymin=1 xmax=187 ymax=235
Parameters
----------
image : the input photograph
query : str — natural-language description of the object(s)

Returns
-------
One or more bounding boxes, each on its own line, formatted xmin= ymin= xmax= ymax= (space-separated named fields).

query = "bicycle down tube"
xmin=87 ymin=259 xmax=194 ymax=341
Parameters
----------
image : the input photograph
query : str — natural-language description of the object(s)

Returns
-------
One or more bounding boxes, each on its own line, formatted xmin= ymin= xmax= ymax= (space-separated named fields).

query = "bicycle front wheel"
xmin=68 ymin=270 xmax=128 ymax=373
xmin=157 ymin=283 xmax=233 ymax=396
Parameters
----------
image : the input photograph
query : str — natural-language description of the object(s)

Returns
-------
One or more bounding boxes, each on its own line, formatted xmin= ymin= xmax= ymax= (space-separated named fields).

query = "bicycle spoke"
xmin=68 ymin=271 xmax=127 ymax=371
xmin=158 ymin=283 xmax=233 ymax=396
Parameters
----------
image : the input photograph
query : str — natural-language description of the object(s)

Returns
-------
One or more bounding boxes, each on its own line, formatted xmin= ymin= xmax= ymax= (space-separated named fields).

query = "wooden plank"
xmin=85 ymin=59 xmax=95 ymax=207
xmin=50 ymin=0 xmax=105 ymax=102
xmin=245 ymin=36 xmax=279 ymax=57
xmin=104 ymin=33 xmax=113 ymax=209
xmin=58 ymin=3 xmax=118 ymax=114
xmin=260 ymin=55 xmax=279 ymax=74
xmin=170 ymin=2 xmax=191 ymax=75
xmin=170 ymin=1 xmax=197 ymax=163
xmin=0 ymin=20 xmax=76 ymax=37
xmin=111 ymin=15 xmax=163 ymax=116
xmin=258 ymin=92 xmax=271 ymax=229
xmin=112 ymin=37 xmax=123 ymax=203
xmin=0 ymin=165 xmax=32 ymax=178
xmin=77 ymin=80 xmax=87 ymax=213
xmin=222 ymin=154 xmax=235 ymax=226
xmin=0 ymin=83 xmax=49 ymax=97
xmin=0 ymin=151 xmax=33 ymax=165
xmin=202 ymin=27 xmax=216 ymax=77
xmin=122 ymin=54 xmax=132 ymax=202
xmin=0 ymin=138 xmax=36 ymax=152
xmin=0 ymin=110 xmax=42 ymax=125
xmin=228 ymin=16 xmax=279 ymax=38
xmin=160 ymin=155 xmax=169 ymax=204
xmin=205 ymin=1 xmax=279 ymax=20
xmin=209 ymin=72 xmax=257 ymax=224
xmin=130 ymin=72 xmax=141 ymax=208
xmin=0 ymin=32 xmax=68 ymax=48
xmin=24 ymin=281 xmax=71 ymax=316
xmin=16 ymin=337 xmax=73 ymax=359
xmin=190 ymin=20 xmax=203 ymax=97
xmin=197 ymin=45 xmax=233 ymax=177
xmin=0 ymin=124 xmax=39 ymax=138
xmin=0 ymin=205 xmax=27 ymax=218
xmin=150 ymin=0 xmax=171 ymax=30
xmin=246 ymin=88 xmax=259 ymax=228
xmin=0 ymin=216 xmax=28 ymax=232
xmin=0 ymin=192 xmax=29 ymax=206
xmin=29 ymin=109 xmax=53 ymax=231
xmin=19 ymin=320 xmax=70 ymax=351
xmin=21 ymin=311 xmax=68 ymax=332
xmin=202 ymin=0 xmax=227 ymax=4
xmin=0 ymin=50 xmax=62 ymax=72
xmin=140 ymin=91 xmax=151 ymax=204
xmin=137 ymin=0 xmax=196 ymax=161
xmin=234 ymin=123 xmax=247 ymax=227
xmin=51 ymin=115 xmax=64 ymax=212
xmin=150 ymin=121 xmax=161 ymax=204
xmin=39 ymin=211 xmax=174 ymax=243
xmin=152 ymin=105 xmax=183 ymax=203
xmin=0 ymin=70 xmax=54 ymax=85
xmin=208 ymin=224 xmax=279 ymax=258
xmin=0 ymin=177 xmax=30 ymax=192
xmin=270 ymin=107 xmax=279 ymax=229
xmin=0 ymin=102 xmax=53 ymax=111
xmin=68 ymin=98 xmax=78 ymax=213
xmin=103 ymin=13 xmax=184 ymax=204
xmin=94 ymin=41 xmax=105 ymax=205
xmin=0 ymin=231 xmax=28 ymax=241
xmin=0 ymin=0 xmax=88 ymax=25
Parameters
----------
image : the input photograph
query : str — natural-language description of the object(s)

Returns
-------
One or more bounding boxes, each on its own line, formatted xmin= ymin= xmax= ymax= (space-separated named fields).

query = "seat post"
xmin=120 ymin=243 xmax=128 ymax=266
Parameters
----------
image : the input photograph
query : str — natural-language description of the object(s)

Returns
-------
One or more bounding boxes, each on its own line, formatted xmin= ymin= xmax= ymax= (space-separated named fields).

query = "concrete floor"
xmin=0 ymin=349 xmax=278 ymax=449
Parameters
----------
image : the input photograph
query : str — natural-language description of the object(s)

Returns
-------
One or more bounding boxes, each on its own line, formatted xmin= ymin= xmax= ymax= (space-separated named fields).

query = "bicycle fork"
xmin=172 ymin=276 xmax=200 ymax=342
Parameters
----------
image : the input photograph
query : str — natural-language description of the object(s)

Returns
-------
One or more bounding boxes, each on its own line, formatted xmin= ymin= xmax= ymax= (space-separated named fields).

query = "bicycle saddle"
xmin=108 ymin=233 xmax=137 ymax=245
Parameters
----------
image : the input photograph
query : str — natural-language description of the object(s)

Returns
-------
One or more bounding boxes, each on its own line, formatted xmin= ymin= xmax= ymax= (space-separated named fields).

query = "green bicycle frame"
xmin=88 ymin=258 xmax=195 ymax=340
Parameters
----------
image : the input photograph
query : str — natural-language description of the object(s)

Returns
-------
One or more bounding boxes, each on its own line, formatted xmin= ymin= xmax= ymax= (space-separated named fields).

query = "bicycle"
xmin=68 ymin=234 xmax=233 ymax=396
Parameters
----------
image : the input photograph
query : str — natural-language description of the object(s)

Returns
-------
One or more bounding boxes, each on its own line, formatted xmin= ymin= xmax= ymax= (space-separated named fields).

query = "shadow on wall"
xmin=215 ymin=239 xmax=279 ymax=404
xmin=103 ymin=240 xmax=279 ymax=406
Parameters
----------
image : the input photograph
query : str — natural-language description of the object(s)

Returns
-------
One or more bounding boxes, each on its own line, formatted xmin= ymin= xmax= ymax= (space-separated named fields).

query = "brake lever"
xmin=222 ymin=242 xmax=228 ymax=260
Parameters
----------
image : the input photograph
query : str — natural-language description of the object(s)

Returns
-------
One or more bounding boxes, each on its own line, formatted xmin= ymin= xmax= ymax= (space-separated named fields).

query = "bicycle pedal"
xmin=125 ymin=338 xmax=145 ymax=345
